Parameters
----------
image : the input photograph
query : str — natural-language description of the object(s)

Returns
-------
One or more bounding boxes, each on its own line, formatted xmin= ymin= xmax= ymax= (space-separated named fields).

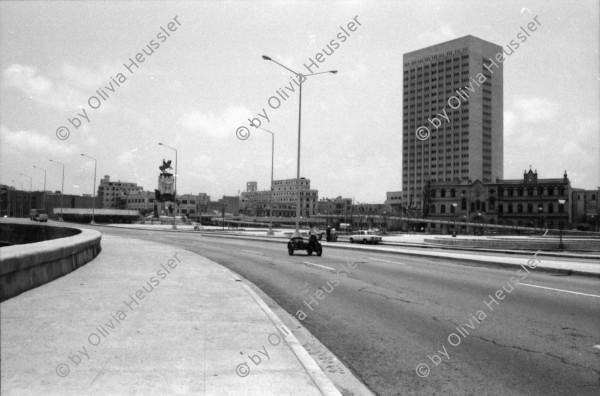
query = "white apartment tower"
xmin=402 ymin=35 xmax=504 ymax=211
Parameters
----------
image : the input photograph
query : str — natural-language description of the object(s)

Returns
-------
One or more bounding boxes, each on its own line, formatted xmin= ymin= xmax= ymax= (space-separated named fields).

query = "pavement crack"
xmin=473 ymin=335 xmax=600 ymax=376
xmin=358 ymin=287 xmax=421 ymax=305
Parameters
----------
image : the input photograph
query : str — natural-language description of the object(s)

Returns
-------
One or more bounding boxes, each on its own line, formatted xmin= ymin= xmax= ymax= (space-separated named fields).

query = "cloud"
xmin=0 ymin=125 xmax=79 ymax=157
xmin=85 ymin=135 xmax=98 ymax=146
xmin=3 ymin=64 xmax=53 ymax=95
xmin=117 ymin=149 xmax=137 ymax=164
xmin=417 ymin=24 xmax=457 ymax=46
xmin=558 ymin=115 xmax=598 ymax=160
xmin=504 ymin=110 xmax=516 ymax=136
xmin=189 ymin=155 xmax=217 ymax=185
xmin=177 ymin=106 xmax=252 ymax=138
xmin=2 ymin=63 xmax=117 ymax=112
xmin=59 ymin=64 xmax=106 ymax=90
xmin=513 ymin=97 xmax=560 ymax=123
xmin=346 ymin=63 xmax=369 ymax=83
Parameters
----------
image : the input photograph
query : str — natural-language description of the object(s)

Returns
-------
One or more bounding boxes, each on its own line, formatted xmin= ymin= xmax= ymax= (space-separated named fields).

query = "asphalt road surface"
xmin=86 ymin=225 xmax=600 ymax=396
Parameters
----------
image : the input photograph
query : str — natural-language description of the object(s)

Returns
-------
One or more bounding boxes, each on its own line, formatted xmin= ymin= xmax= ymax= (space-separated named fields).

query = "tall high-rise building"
xmin=402 ymin=35 xmax=504 ymax=211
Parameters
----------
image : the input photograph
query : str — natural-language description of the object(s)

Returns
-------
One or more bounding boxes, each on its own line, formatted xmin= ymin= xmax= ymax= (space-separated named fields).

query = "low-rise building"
xmin=317 ymin=196 xmax=353 ymax=216
xmin=385 ymin=191 xmax=403 ymax=214
xmin=575 ymin=188 xmax=599 ymax=231
xmin=98 ymin=175 xmax=143 ymax=209
xmin=425 ymin=170 xmax=586 ymax=233
xmin=241 ymin=177 xmax=318 ymax=217
xmin=126 ymin=190 xmax=156 ymax=214
xmin=0 ymin=185 xmax=100 ymax=220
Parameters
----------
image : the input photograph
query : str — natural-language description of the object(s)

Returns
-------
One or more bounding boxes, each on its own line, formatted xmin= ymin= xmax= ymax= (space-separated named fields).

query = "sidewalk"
xmin=0 ymin=235 xmax=342 ymax=396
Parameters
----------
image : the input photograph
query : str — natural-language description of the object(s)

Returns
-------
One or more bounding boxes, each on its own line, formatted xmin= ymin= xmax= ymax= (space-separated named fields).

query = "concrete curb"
xmin=225 ymin=269 xmax=343 ymax=396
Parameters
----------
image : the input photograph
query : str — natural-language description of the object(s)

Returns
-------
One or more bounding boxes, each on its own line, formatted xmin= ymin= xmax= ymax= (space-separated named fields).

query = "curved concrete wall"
xmin=0 ymin=222 xmax=101 ymax=302
xmin=0 ymin=222 xmax=81 ymax=246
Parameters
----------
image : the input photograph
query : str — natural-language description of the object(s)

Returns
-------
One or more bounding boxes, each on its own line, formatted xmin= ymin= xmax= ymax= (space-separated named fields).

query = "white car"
xmin=349 ymin=230 xmax=382 ymax=244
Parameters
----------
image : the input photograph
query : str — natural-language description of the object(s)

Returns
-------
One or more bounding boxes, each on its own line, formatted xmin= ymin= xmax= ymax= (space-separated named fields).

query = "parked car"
xmin=29 ymin=209 xmax=48 ymax=222
xmin=349 ymin=230 xmax=382 ymax=244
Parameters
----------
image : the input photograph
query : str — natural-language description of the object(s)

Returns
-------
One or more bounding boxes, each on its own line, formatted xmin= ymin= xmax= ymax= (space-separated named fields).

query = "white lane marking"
xmin=594 ymin=345 xmax=600 ymax=350
xmin=241 ymin=249 xmax=264 ymax=255
xmin=520 ymin=283 xmax=600 ymax=298
xmin=368 ymin=257 xmax=405 ymax=265
xmin=303 ymin=261 xmax=336 ymax=271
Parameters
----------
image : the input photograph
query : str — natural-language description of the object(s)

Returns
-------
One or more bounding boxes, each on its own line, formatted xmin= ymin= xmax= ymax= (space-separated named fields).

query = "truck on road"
xmin=29 ymin=209 xmax=48 ymax=222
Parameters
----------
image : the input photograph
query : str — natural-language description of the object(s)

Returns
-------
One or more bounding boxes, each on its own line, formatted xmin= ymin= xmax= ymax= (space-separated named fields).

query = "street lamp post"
xmin=557 ymin=220 xmax=565 ymax=249
xmin=461 ymin=191 xmax=470 ymax=234
xmin=49 ymin=159 xmax=65 ymax=221
xmin=158 ymin=143 xmax=178 ymax=229
xmin=452 ymin=202 xmax=458 ymax=236
xmin=19 ymin=173 xmax=32 ymax=215
xmin=80 ymin=154 xmax=97 ymax=224
xmin=538 ymin=204 xmax=544 ymax=235
xmin=558 ymin=199 xmax=566 ymax=249
xmin=33 ymin=166 xmax=47 ymax=211
xmin=255 ymin=126 xmax=276 ymax=235
xmin=262 ymin=55 xmax=337 ymax=238
xmin=11 ymin=179 xmax=23 ymax=217
xmin=4 ymin=182 xmax=10 ymax=217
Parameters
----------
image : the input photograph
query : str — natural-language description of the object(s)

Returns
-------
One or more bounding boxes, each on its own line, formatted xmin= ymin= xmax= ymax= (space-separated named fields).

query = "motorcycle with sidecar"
xmin=287 ymin=234 xmax=323 ymax=256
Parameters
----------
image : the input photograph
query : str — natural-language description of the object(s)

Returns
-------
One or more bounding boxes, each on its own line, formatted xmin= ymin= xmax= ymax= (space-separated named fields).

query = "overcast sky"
xmin=1 ymin=0 xmax=598 ymax=203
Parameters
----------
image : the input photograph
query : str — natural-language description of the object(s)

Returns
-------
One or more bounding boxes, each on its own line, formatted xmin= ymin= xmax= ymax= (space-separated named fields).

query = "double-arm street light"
xmin=33 ymin=166 xmax=47 ymax=210
xmin=262 ymin=55 xmax=337 ymax=238
xmin=19 ymin=173 xmax=32 ymax=214
xmin=80 ymin=154 xmax=97 ymax=224
xmin=158 ymin=142 xmax=178 ymax=229
xmin=49 ymin=159 xmax=65 ymax=221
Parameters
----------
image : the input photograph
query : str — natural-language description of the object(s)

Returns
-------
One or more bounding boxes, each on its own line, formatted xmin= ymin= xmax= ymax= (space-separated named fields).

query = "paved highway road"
xmin=88 ymin=226 xmax=600 ymax=396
